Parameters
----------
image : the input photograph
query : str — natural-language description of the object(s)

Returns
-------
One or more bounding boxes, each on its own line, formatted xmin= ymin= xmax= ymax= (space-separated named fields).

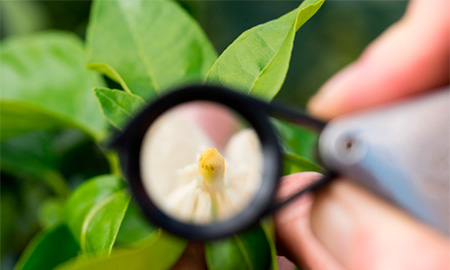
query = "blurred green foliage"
xmin=1 ymin=0 xmax=407 ymax=107
xmin=188 ymin=1 xmax=407 ymax=106
xmin=0 ymin=1 xmax=407 ymax=269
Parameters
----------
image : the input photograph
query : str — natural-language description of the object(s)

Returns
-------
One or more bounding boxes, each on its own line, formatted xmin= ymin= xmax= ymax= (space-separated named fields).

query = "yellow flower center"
xmin=198 ymin=147 xmax=225 ymax=186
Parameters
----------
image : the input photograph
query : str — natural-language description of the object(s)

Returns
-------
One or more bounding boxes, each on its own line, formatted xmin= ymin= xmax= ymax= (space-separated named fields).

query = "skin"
xmin=275 ymin=0 xmax=450 ymax=269
xmin=175 ymin=1 xmax=449 ymax=268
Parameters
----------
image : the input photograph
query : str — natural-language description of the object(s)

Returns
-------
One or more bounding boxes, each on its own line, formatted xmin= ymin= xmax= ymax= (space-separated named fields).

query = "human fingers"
xmin=274 ymin=172 xmax=345 ymax=270
xmin=308 ymin=0 xmax=449 ymax=119
xmin=310 ymin=179 xmax=450 ymax=270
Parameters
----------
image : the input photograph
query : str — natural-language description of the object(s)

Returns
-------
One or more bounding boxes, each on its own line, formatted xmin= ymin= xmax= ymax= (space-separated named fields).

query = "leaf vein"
xmin=247 ymin=23 xmax=295 ymax=96
xmin=233 ymin=235 xmax=253 ymax=270
xmin=98 ymin=90 xmax=136 ymax=118
xmin=115 ymin=0 xmax=161 ymax=94
xmin=80 ymin=190 xmax=127 ymax=252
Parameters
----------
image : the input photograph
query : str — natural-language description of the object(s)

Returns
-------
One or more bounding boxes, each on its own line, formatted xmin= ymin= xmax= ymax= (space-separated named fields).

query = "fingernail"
xmin=311 ymin=192 xmax=355 ymax=264
xmin=307 ymin=64 xmax=358 ymax=119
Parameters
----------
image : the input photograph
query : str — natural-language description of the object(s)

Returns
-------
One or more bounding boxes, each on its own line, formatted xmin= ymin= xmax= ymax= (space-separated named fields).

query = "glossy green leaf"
xmin=115 ymin=201 xmax=157 ymax=246
xmin=65 ymin=175 xmax=130 ymax=255
xmin=205 ymin=225 xmax=272 ymax=270
xmin=94 ymin=88 xmax=146 ymax=130
xmin=58 ymin=231 xmax=187 ymax=270
xmin=0 ymin=31 xmax=106 ymax=138
xmin=15 ymin=224 xmax=80 ymax=270
xmin=206 ymin=0 xmax=324 ymax=100
xmin=87 ymin=0 xmax=217 ymax=99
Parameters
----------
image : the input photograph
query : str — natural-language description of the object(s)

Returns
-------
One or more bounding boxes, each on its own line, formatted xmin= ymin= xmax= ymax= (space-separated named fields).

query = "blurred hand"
xmin=275 ymin=0 xmax=450 ymax=269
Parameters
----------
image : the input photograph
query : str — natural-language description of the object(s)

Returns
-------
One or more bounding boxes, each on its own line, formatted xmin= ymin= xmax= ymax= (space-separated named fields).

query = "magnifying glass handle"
xmin=318 ymin=87 xmax=449 ymax=236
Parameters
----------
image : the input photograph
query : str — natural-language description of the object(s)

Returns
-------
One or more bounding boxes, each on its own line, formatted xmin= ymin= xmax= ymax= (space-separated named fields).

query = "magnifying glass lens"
xmin=140 ymin=101 xmax=263 ymax=224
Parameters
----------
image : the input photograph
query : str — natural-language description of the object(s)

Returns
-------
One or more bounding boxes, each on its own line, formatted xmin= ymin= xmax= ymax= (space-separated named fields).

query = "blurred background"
xmin=0 ymin=0 xmax=408 ymax=107
xmin=0 ymin=0 xmax=407 ymax=269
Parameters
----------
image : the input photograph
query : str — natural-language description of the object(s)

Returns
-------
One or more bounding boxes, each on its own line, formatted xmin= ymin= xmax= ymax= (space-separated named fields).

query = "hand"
xmin=275 ymin=1 xmax=450 ymax=269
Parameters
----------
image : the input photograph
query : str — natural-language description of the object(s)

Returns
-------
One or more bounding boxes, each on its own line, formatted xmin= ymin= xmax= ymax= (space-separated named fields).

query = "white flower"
xmin=140 ymin=108 xmax=262 ymax=224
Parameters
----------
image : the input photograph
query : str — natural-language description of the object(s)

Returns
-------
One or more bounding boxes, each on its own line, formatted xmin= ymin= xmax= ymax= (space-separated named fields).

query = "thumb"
xmin=310 ymin=180 xmax=450 ymax=270
xmin=308 ymin=0 xmax=449 ymax=119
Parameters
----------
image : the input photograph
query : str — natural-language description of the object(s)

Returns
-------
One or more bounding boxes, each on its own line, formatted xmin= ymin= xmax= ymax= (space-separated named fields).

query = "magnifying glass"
xmin=109 ymin=85 xmax=449 ymax=240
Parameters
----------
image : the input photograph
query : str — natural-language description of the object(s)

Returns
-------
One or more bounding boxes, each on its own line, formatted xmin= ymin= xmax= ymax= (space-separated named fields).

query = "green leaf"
xmin=38 ymin=198 xmax=66 ymax=229
xmin=271 ymin=118 xmax=319 ymax=162
xmin=205 ymin=225 xmax=272 ymax=270
xmin=0 ymin=0 xmax=49 ymax=37
xmin=65 ymin=175 xmax=130 ymax=255
xmin=15 ymin=224 xmax=80 ymax=270
xmin=1 ymin=176 xmax=53 ymax=263
xmin=283 ymin=153 xmax=322 ymax=175
xmin=115 ymin=201 xmax=157 ymax=246
xmin=1 ymin=128 xmax=110 ymax=196
xmin=205 ymin=0 xmax=325 ymax=100
xmin=261 ymin=218 xmax=279 ymax=270
xmin=87 ymin=0 xmax=217 ymax=99
xmin=94 ymin=88 xmax=146 ymax=130
xmin=0 ymin=31 xmax=106 ymax=138
xmin=58 ymin=231 xmax=187 ymax=270
xmin=270 ymin=118 xmax=322 ymax=175
xmin=0 ymin=101 xmax=74 ymax=143
xmin=1 ymin=131 xmax=70 ymax=196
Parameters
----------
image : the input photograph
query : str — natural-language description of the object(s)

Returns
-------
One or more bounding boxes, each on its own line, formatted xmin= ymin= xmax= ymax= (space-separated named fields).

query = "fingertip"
xmin=276 ymin=172 xmax=322 ymax=224
xmin=274 ymin=172 xmax=345 ymax=270
xmin=307 ymin=64 xmax=359 ymax=120
xmin=279 ymin=171 xmax=323 ymax=192
xmin=307 ymin=0 xmax=449 ymax=119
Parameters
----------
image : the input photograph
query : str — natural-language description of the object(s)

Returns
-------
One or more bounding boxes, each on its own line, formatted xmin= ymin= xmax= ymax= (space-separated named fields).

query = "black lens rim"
xmin=115 ymin=84 xmax=282 ymax=240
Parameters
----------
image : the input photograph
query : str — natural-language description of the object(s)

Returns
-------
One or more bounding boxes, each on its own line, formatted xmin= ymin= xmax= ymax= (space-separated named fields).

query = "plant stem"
xmin=105 ymin=151 xmax=122 ymax=177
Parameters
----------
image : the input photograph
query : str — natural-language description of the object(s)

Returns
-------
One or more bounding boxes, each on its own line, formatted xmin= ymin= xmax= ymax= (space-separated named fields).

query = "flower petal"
xmin=225 ymin=129 xmax=263 ymax=191
xmin=215 ymin=129 xmax=264 ymax=219
xmin=140 ymin=112 xmax=213 ymax=211
xmin=225 ymin=129 xmax=263 ymax=173
xmin=193 ymin=190 xmax=212 ymax=223
xmin=164 ymin=179 xmax=199 ymax=221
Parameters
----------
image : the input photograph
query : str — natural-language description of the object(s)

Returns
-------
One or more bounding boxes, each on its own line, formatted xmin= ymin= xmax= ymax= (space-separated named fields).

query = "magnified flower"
xmin=140 ymin=103 xmax=263 ymax=224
